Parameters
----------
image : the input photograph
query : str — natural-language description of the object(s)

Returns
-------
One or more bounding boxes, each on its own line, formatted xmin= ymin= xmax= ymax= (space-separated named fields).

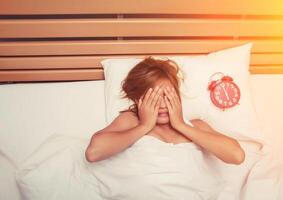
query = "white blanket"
xmin=16 ymin=134 xmax=283 ymax=200
xmin=89 ymin=135 xmax=283 ymax=200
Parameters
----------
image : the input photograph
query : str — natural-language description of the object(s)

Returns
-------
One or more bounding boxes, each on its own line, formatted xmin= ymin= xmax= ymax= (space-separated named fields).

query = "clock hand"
xmin=224 ymin=90 xmax=230 ymax=101
xmin=221 ymin=84 xmax=230 ymax=100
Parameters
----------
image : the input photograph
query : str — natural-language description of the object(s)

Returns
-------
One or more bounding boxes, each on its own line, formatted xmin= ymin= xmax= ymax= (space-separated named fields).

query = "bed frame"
xmin=1 ymin=0 xmax=283 ymax=83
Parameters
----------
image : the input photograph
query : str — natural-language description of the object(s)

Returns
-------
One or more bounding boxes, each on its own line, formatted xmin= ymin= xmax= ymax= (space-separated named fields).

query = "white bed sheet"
xmin=0 ymin=75 xmax=283 ymax=199
xmin=90 ymin=134 xmax=283 ymax=200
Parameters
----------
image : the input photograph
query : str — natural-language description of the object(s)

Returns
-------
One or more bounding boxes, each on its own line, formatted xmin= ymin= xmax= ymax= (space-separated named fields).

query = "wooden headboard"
xmin=1 ymin=0 xmax=283 ymax=83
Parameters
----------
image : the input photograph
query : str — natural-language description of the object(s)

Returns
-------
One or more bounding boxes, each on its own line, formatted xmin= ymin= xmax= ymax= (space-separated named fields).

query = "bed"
xmin=1 ymin=1 xmax=283 ymax=199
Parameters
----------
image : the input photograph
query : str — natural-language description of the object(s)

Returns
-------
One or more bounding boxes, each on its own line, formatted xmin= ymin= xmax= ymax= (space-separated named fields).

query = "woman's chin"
xmin=156 ymin=116 xmax=169 ymax=124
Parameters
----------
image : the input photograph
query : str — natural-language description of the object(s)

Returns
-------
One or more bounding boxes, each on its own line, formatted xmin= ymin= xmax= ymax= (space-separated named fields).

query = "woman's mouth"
xmin=158 ymin=112 xmax=168 ymax=117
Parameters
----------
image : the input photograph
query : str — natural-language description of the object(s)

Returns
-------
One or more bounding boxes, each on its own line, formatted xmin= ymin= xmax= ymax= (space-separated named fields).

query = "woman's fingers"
xmin=171 ymin=87 xmax=181 ymax=105
xmin=150 ymin=87 xmax=162 ymax=107
xmin=164 ymin=95 xmax=172 ymax=112
xmin=143 ymin=87 xmax=153 ymax=105
xmin=154 ymin=95 xmax=162 ymax=111
xmin=144 ymin=86 xmax=158 ymax=106
xmin=164 ymin=87 xmax=177 ymax=107
xmin=146 ymin=86 xmax=159 ymax=105
xmin=141 ymin=86 xmax=180 ymax=109
xmin=138 ymin=98 xmax=142 ymax=108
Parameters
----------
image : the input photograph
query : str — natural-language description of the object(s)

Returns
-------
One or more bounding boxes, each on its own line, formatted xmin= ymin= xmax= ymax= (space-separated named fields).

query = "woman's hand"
xmin=164 ymin=86 xmax=185 ymax=130
xmin=137 ymin=86 xmax=162 ymax=132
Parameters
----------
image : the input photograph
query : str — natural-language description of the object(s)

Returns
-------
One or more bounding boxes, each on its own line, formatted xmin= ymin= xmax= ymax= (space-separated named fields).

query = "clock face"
xmin=210 ymin=81 xmax=241 ymax=109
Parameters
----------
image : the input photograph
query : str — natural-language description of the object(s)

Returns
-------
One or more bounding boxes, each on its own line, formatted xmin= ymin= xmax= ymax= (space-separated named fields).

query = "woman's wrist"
xmin=137 ymin=124 xmax=152 ymax=135
xmin=172 ymin=120 xmax=185 ymax=131
xmin=175 ymin=122 xmax=194 ymax=139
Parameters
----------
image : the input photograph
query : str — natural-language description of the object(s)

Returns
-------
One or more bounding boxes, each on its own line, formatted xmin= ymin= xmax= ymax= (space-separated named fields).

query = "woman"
xmin=85 ymin=56 xmax=245 ymax=165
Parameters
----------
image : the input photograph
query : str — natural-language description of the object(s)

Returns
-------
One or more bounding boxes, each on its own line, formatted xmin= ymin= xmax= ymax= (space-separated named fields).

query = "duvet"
xmin=89 ymin=134 xmax=283 ymax=200
xmin=16 ymin=134 xmax=283 ymax=200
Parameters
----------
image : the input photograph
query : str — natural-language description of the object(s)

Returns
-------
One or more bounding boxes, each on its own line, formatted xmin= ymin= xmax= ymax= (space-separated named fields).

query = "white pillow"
xmin=15 ymin=134 xmax=103 ymax=200
xmin=172 ymin=42 xmax=265 ymax=144
xmin=0 ymin=80 xmax=107 ymax=167
xmin=101 ymin=43 xmax=265 ymax=145
xmin=102 ymin=58 xmax=143 ymax=125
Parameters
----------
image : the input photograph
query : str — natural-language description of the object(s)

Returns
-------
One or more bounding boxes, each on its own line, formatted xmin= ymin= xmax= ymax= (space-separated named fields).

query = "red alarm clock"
xmin=207 ymin=72 xmax=241 ymax=110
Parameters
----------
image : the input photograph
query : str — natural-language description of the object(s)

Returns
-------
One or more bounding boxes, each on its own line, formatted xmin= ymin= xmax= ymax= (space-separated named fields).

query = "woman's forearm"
xmin=85 ymin=125 xmax=150 ymax=162
xmin=176 ymin=123 xmax=245 ymax=165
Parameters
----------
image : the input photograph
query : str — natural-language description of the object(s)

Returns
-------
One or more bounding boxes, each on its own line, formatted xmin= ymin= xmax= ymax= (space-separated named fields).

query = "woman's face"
xmin=153 ymin=79 xmax=176 ymax=125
